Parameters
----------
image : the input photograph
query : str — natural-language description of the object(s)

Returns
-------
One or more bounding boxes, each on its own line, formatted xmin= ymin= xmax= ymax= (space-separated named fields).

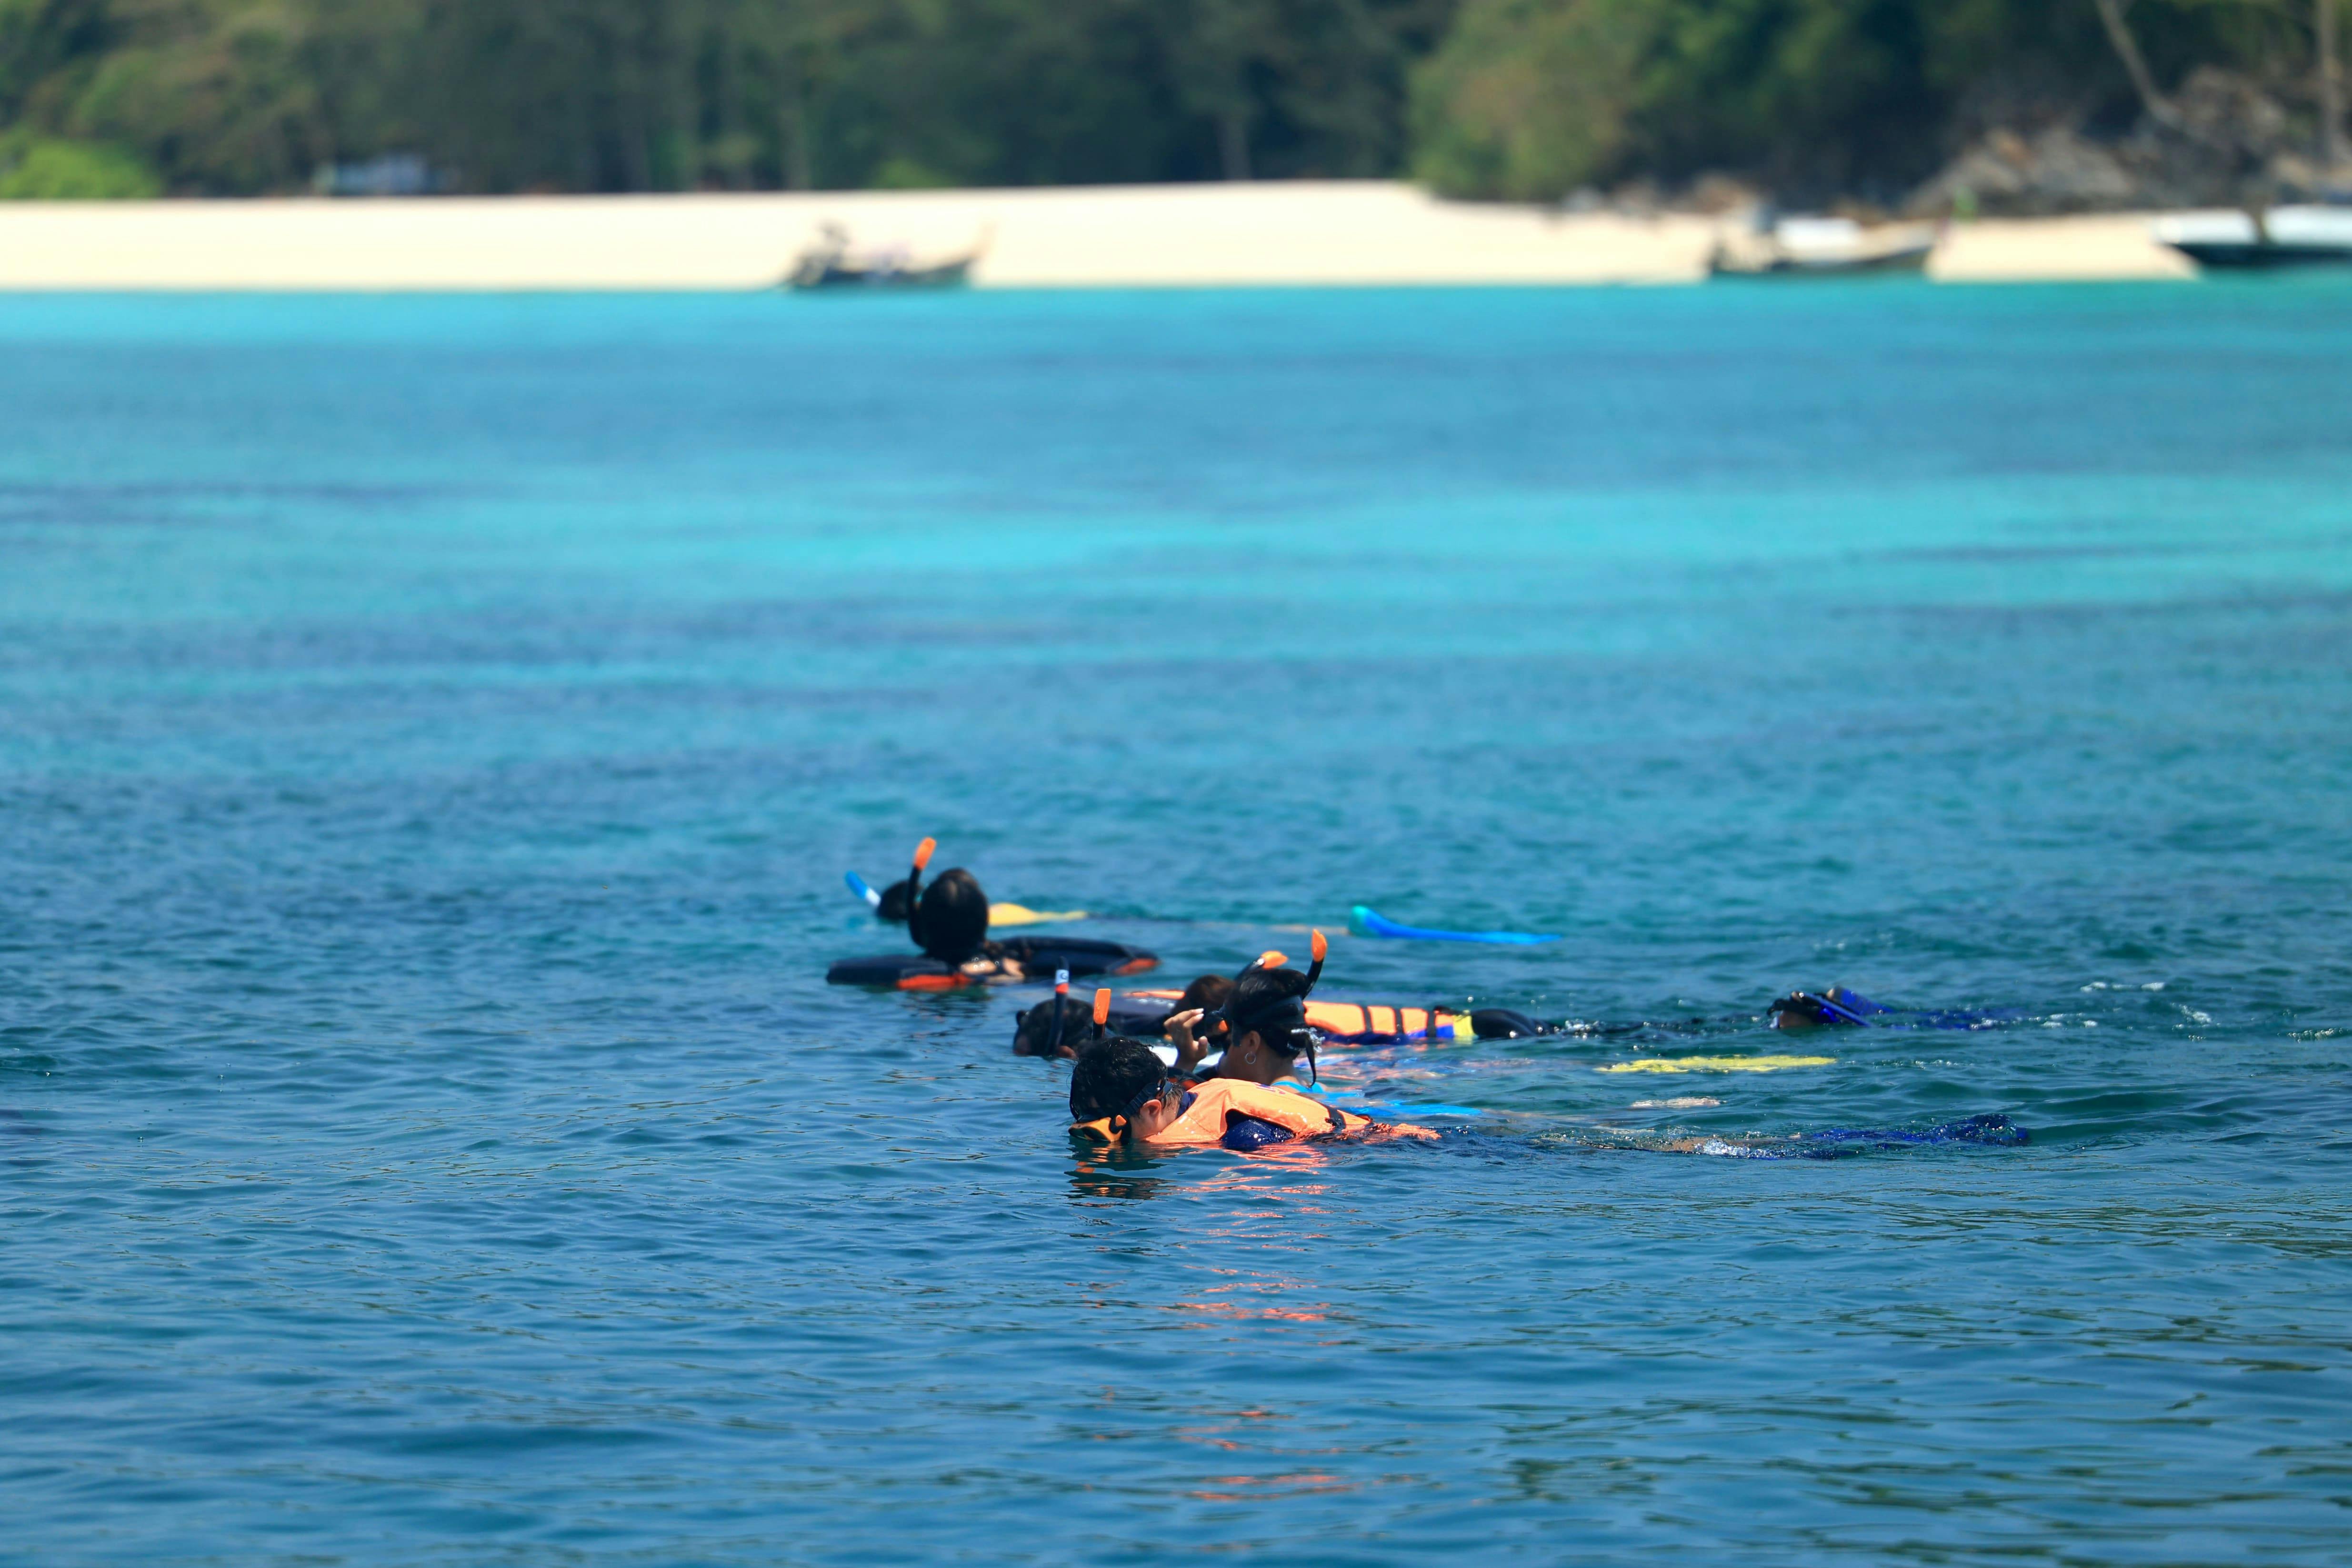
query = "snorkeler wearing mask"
xmin=828 ymin=838 xmax=1158 ymax=990
xmin=1016 ymin=973 xmax=1230 ymax=1059
xmin=1159 ymin=934 xmax=1335 ymax=1088
xmin=1067 ymin=1035 xmax=1433 ymax=1150
xmin=1769 ymin=987 xmax=2017 ymax=1031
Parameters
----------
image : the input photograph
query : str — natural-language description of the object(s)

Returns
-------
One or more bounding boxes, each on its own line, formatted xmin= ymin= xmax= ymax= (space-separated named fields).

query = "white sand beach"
xmin=0 ymin=180 xmax=2194 ymax=290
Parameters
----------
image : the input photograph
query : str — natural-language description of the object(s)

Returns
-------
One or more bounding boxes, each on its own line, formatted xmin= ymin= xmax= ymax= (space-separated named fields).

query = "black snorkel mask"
xmin=1030 ymin=971 xmax=1111 ymax=1060
xmin=1773 ymin=989 xmax=1872 ymax=1027
xmin=1208 ymin=929 xmax=1328 ymax=1085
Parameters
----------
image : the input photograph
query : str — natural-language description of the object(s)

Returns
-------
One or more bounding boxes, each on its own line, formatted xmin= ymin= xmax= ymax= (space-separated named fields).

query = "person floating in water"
xmin=1165 ymin=955 xmax=1320 ymax=1087
xmin=851 ymin=867 xmax=1082 ymax=928
xmin=828 ymin=838 xmax=1158 ymax=990
xmin=1769 ymin=987 xmax=2019 ymax=1031
xmin=1067 ymin=1035 xmax=1435 ymax=1150
xmin=1015 ymin=972 xmax=1229 ymax=1059
xmin=1021 ymin=932 xmax=1335 ymax=1073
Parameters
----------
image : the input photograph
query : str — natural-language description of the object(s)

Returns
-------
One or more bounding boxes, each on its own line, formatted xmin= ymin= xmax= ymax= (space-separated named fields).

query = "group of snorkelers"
xmin=860 ymin=841 xmax=1884 ymax=1031
xmin=1057 ymin=938 xmax=1443 ymax=1152
xmin=844 ymin=842 xmax=2027 ymax=1157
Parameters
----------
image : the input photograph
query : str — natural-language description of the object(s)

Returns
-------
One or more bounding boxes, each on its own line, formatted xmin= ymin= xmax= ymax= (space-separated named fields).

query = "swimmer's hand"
xmin=1166 ymin=1009 xmax=1209 ymax=1070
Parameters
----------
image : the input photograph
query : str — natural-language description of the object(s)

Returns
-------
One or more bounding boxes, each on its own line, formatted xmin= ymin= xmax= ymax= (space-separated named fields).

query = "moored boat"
xmin=2154 ymin=205 xmax=2352 ymax=270
xmin=1709 ymin=217 xmax=1938 ymax=278
xmin=785 ymin=222 xmax=985 ymax=290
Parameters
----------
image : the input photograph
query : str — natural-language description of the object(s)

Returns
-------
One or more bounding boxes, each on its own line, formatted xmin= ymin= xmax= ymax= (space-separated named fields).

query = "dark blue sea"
xmin=3 ymin=281 xmax=2350 ymax=1564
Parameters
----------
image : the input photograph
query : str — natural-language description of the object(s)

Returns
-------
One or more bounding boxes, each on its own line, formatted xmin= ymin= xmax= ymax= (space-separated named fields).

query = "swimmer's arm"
xmin=1165 ymin=1009 xmax=1211 ymax=1071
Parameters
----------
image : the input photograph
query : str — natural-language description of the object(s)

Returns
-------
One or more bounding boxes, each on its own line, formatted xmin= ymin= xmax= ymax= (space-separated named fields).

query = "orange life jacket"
xmin=1148 ymin=1079 xmax=1361 ymax=1145
xmin=1071 ymin=1079 xmax=1435 ymax=1148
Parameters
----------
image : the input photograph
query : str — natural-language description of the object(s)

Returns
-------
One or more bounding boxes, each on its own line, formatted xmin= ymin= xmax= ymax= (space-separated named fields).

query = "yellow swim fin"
xmin=989 ymin=902 xmax=1087 ymax=928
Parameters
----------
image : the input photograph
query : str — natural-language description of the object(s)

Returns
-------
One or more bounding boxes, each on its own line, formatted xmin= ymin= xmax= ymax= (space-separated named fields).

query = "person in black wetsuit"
xmin=908 ymin=867 xmax=1033 ymax=980
xmin=1769 ymin=987 xmax=2018 ymax=1031
xmin=1015 ymin=973 xmax=1229 ymax=1060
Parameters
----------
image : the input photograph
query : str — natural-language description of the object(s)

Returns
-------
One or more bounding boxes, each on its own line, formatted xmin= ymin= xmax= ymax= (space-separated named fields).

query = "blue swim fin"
xmin=1350 ymin=905 xmax=1557 ymax=946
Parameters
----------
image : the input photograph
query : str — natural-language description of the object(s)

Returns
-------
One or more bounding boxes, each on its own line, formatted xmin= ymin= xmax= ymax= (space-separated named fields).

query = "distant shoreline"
xmin=0 ymin=181 xmax=2197 ymax=290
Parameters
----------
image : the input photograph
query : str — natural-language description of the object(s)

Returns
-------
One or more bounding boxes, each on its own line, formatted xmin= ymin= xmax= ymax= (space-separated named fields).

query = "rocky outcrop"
xmin=1906 ymin=69 xmax=2348 ymax=216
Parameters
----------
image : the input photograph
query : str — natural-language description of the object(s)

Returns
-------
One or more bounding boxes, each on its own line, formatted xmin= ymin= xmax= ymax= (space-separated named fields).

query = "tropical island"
xmin=0 ymin=0 xmax=2345 ymax=287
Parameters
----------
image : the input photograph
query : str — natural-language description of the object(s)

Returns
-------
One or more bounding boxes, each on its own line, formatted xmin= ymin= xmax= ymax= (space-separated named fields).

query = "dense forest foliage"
xmin=1413 ymin=0 xmax=2337 ymax=201
xmin=0 ymin=0 xmax=2339 ymax=200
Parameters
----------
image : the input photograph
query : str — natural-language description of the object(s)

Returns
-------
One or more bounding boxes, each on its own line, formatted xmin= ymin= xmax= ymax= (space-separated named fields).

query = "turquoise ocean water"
xmin=3 ymin=281 xmax=2350 ymax=1563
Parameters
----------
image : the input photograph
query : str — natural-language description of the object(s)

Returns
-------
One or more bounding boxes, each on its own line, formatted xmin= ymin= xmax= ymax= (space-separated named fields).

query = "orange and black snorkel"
xmin=1041 ymin=967 xmax=1072 ymax=1056
xmin=901 ymin=836 xmax=936 ymax=947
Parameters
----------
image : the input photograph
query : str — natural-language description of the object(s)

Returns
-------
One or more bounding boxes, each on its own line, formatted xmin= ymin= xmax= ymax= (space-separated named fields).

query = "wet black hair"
xmin=1014 ymin=993 xmax=1095 ymax=1059
xmin=1069 ymin=1036 xmax=1167 ymax=1123
xmin=1470 ymin=1007 xmax=1549 ymax=1039
xmin=909 ymin=868 xmax=991 ymax=966
xmin=1221 ymin=966 xmax=1317 ymax=1069
xmin=876 ymin=879 xmax=913 ymax=922
xmin=1172 ymin=974 xmax=1234 ymax=1015
xmin=1770 ymin=991 xmax=1867 ymax=1027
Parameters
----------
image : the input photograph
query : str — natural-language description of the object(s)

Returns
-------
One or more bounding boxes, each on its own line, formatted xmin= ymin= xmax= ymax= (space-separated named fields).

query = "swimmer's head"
xmin=1069 ymin=1036 xmax=1179 ymax=1140
xmin=1217 ymin=964 xmax=1319 ymax=1085
xmin=1013 ymin=993 xmax=1093 ymax=1059
xmin=1173 ymin=974 xmax=1234 ymax=1015
xmin=876 ymin=879 xmax=914 ymax=922
xmin=910 ymin=868 xmax=990 ymax=965
xmin=1769 ymin=990 xmax=1867 ymax=1029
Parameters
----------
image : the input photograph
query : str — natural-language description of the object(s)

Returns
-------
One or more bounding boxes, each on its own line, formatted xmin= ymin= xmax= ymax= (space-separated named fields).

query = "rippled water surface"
xmin=4 ymin=282 xmax=2351 ymax=1564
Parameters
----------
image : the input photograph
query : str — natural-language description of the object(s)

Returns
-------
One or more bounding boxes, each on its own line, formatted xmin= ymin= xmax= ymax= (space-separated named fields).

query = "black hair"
xmin=1014 ymin=994 xmax=1094 ymax=1059
xmin=1069 ymin=1037 xmax=1166 ymax=1123
xmin=909 ymin=867 xmax=991 ymax=965
xmin=1223 ymin=966 xmax=1311 ymax=1042
xmin=1217 ymin=965 xmax=1319 ymax=1081
xmin=1470 ymin=1007 xmax=1549 ymax=1039
xmin=876 ymin=879 xmax=913 ymax=922
xmin=1771 ymin=991 xmax=1863 ymax=1026
xmin=1173 ymin=974 xmax=1234 ymax=1015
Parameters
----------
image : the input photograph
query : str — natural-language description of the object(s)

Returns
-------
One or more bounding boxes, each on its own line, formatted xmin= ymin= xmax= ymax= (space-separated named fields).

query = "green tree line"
xmin=0 ymin=0 xmax=2335 ymax=198
xmin=1413 ymin=0 xmax=2339 ymax=201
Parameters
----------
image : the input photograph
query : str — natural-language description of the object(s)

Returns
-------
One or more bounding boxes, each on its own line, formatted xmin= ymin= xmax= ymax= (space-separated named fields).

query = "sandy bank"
xmin=0 ymin=180 xmax=2192 ymax=290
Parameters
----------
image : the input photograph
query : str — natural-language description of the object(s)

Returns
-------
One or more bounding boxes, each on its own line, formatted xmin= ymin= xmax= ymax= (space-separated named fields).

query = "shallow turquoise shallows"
xmin=4 ymin=281 xmax=2351 ymax=1565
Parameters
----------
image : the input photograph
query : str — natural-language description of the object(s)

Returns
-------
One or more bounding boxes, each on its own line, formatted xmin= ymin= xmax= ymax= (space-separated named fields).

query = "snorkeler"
xmin=1067 ymin=1035 xmax=1434 ymax=1151
xmin=827 ymin=838 xmax=1158 ymax=990
xmin=1165 ymin=949 xmax=1324 ymax=1087
xmin=1769 ymin=987 xmax=2017 ymax=1031
xmin=1015 ymin=972 xmax=1229 ymax=1059
xmin=848 ymin=868 xmax=1082 ymax=928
